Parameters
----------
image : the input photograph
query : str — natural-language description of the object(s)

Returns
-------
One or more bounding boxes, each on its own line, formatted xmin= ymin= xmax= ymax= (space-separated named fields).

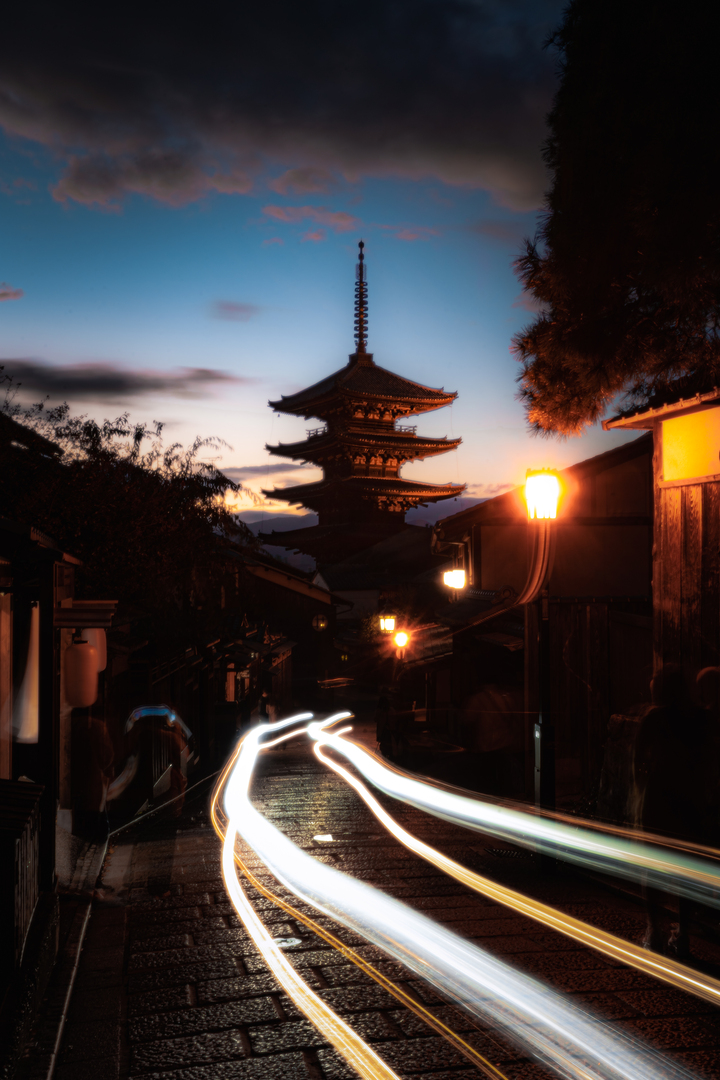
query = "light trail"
xmin=216 ymin=718 xmax=403 ymax=1080
xmin=219 ymin=714 xmax=699 ymax=1080
xmin=307 ymin=724 xmax=720 ymax=909
xmin=312 ymin=736 xmax=720 ymax=1007
xmin=211 ymin=755 xmax=511 ymax=1080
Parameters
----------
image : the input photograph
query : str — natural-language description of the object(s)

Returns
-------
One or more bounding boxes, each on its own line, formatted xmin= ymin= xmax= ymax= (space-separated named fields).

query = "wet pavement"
xmin=44 ymin=732 xmax=720 ymax=1080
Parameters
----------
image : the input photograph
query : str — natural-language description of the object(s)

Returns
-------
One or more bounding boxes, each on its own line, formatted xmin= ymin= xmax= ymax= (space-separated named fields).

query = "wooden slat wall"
xmin=655 ymin=418 xmax=720 ymax=675
xmin=681 ymin=484 xmax=703 ymax=677
xmin=701 ymin=483 xmax=720 ymax=668
xmin=586 ymin=603 xmax=610 ymax=785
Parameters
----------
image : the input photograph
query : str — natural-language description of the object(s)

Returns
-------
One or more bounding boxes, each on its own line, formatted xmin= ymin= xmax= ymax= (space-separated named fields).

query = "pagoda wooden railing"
xmin=306 ymin=427 xmax=327 ymax=439
xmin=396 ymin=424 xmax=417 ymax=435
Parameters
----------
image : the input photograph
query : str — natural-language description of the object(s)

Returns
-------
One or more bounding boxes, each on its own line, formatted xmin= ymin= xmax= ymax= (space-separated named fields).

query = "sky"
xmin=0 ymin=0 xmax=638 ymax=527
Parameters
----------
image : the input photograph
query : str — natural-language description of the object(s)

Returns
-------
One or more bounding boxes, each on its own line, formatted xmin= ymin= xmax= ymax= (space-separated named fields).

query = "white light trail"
xmin=312 ymin=737 xmax=720 ymax=1007
xmin=307 ymin=725 xmax=720 ymax=909
xmin=219 ymin=717 xmax=403 ymax=1080
xmin=221 ymin=714 xmax=699 ymax=1080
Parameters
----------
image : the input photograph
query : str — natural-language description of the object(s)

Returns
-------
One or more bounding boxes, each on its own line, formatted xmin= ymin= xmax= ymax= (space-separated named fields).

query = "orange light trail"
xmin=312 ymin=737 xmax=720 ymax=1008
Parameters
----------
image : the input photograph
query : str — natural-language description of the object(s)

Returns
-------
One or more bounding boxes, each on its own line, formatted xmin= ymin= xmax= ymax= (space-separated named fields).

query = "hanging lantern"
xmin=64 ymin=637 xmax=98 ymax=707
xmin=378 ymin=614 xmax=396 ymax=634
xmin=312 ymin=613 xmax=329 ymax=632
xmin=84 ymin=628 xmax=107 ymax=672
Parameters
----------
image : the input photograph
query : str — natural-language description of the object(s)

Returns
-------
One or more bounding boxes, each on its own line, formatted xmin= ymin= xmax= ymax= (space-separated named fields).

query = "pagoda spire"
xmin=353 ymin=239 xmax=368 ymax=354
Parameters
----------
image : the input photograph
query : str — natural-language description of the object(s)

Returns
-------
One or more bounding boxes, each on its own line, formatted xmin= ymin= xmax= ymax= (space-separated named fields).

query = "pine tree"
xmin=514 ymin=0 xmax=720 ymax=436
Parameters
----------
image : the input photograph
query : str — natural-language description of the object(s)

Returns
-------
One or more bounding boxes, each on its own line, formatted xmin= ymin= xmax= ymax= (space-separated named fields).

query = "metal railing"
xmin=0 ymin=779 xmax=42 ymax=971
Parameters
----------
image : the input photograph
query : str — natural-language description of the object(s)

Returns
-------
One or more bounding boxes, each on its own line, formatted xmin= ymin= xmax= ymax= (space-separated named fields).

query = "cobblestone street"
xmin=47 ymin=736 xmax=720 ymax=1080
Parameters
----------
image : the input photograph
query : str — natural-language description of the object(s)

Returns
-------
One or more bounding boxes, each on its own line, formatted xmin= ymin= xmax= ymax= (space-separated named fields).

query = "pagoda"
xmin=260 ymin=242 xmax=465 ymax=562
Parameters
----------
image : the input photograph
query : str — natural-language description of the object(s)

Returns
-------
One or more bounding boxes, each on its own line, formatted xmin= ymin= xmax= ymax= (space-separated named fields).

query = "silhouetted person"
xmin=160 ymin=715 xmax=187 ymax=818
xmin=634 ymin=664 xmax=716 ymax=958
xmin=375 ymin=688 xmax=390 ymax=754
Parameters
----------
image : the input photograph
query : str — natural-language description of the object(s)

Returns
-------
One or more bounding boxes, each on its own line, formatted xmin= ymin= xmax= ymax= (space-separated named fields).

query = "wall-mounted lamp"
xmin=379 ymin=615 xmax=396 ymax=634
xmin=443 ymin=569 xmax=467 ymax=590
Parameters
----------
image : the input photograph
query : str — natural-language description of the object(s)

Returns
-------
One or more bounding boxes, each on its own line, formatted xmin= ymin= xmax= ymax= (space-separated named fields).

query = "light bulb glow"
xmin=443 ymin=569 xmax=467 ymax=589
xmin=379 ymin=616 xmax=396 ymax=633
xmin=525 ymin=471 xmax=560 ymax=520
xmin=394 ymin=631 xmax=409 ymax=648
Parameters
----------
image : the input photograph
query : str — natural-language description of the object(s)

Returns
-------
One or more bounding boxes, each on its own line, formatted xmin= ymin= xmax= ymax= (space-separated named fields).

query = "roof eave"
xmin=604 ymin=387 xmax=720 ymax=430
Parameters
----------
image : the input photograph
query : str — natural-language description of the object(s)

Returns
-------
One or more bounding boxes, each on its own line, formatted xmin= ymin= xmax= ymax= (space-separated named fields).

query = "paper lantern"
xmin=84 ymin=628 xmax=107 ymax=672
xmin=64 ymin=638 xmax=98 ymax=707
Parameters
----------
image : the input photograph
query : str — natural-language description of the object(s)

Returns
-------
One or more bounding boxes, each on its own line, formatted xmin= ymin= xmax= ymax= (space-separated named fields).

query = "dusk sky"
xmin=0 ymin=1 xmax=636 ymax=523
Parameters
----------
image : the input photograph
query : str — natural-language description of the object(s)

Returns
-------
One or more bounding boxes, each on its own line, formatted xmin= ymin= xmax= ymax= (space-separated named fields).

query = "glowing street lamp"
xmin=379 ymin=615 xmax=396 ymax=634
xmin=525 ymin=470 xmax=560 ymax=520
xmin=443 ymin=569 xmax=466 ymax=589
xmin=525 ymin=468 xmax=561 ymax=817
xmin=393 ymin=630 xmax=409 ymax=648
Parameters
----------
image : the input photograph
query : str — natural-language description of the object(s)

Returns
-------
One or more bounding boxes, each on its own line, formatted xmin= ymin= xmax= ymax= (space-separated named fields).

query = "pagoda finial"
xmin=353 ymin=239 xmax=368 ymax=354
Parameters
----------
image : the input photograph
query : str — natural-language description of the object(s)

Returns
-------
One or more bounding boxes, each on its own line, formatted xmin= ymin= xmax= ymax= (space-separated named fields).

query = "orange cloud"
xmin=0 ymin=283 xmax=23 ymax=301
xmin=262 ymin=205 xmax=360 ymax=232
xmin=302 ymin=229 xmax=326 ymax=242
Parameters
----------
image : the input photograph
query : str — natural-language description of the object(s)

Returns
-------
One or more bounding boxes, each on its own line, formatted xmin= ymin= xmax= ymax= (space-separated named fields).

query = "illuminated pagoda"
xmin=261 ymin=242 xmax=465 ymax=563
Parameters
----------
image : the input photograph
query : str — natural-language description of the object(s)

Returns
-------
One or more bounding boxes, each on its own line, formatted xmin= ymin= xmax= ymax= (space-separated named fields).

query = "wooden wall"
xmin=653 ymin=425 xmax=720 ymax=678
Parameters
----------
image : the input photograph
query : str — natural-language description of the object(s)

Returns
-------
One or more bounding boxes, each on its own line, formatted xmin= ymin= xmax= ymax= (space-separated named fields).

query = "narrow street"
xmin=45 ymin=734 xmax=720 ymax=1080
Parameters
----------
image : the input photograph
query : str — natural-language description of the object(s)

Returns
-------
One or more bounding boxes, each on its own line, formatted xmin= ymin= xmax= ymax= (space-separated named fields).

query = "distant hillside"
xmin=237 ymin=511 xmax=318 ymax=535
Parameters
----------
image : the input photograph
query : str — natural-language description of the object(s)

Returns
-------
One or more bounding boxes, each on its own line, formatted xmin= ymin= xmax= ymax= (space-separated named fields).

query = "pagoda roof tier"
xmin=268 ymin=353 xmax=456 ymax=419
xmin=263 ymin=474 xmax=465 ymax=509
xmin=265 ymin=430 xmax=461 ymax=463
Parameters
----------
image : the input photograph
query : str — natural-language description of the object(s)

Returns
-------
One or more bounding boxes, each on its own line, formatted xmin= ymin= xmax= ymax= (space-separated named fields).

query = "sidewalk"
xmin=35 ymin=736 xmax=720 ymax=1080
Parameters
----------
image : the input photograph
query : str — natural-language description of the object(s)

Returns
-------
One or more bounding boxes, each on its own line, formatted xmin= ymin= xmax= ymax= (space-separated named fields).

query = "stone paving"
xmin=51 ymin=739 xmax=720 ymax=1080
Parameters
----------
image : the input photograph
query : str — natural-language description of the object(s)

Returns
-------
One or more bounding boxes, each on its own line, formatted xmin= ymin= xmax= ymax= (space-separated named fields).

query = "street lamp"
xmin=379 ymin=614 xmax=396 ymax=634
xmin=443 ymin=569 xmax=466 ymax=589
xmin=393 ymin=630 xmax=409 ymax=648
xmin=525 ymin=469 xmax=560 ymax=814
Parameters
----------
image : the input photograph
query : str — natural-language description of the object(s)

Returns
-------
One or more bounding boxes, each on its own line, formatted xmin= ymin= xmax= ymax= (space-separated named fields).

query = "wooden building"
xmin=423 ymin=434 xmax=654 ymax=803
xmin=604 ymin=387 xmax=720 ymax=680
xmin=260 ymin=242 xmax=464 ymax=563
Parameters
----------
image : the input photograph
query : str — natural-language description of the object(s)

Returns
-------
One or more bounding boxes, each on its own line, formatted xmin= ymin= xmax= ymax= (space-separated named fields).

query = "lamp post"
xmin=525 ymin=470 xmax=560 ymax=814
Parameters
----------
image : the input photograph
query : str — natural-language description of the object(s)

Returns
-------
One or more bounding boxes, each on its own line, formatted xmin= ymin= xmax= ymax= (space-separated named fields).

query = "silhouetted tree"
xmin=1 ymin=375 xmax=256 ymax=649
xmin=514 ymin=0 xmax=720 ymax=436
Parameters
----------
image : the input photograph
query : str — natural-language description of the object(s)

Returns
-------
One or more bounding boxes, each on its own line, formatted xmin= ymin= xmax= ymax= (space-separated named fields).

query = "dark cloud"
xmin=268 ymin=167 xmax=336 ymax=195
xmin=223 ymin=463 xmax=311 ymax=481
xmin=211 ymin=300 xmax=263 ymax=321
xmin=472 ymin=219 xmax=528 ymax=246
xmin=0 ymin=1 xmax=560 ymax=211
xmin=2 ymin=359 xmax=248 ymax=400
xmin=0 ymin=282 xmax=23 ymax=301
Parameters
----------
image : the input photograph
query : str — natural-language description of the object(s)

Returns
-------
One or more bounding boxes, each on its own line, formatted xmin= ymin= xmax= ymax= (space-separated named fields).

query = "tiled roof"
xmin=266 ymin=431 xmax=461 ymax=459
xmin=263 ymin=474 xmax=465 ymax=504
xmin=269 ymin=354 xmax=456 ymax=415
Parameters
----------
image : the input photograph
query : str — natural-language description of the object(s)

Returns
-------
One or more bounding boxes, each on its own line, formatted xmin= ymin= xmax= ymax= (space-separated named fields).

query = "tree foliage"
xmin=513 ymin=0 xmax=720 ymax=436
xmin=1 ymin=374 xmax=256 ymax=649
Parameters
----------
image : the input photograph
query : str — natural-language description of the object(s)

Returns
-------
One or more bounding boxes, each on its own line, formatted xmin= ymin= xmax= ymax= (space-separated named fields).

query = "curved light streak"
xmin=211 ymin=763 xmax=511 ymax=1080
xmin=312 ymin=737 xmax=720 ymax=1007
xmin=308 ymin=725 xmax=720 ymax=909
xmin=222 ymin=714 xmax=698 ymax=1080
xmin=217 ymin=718 xmax=403 ymax=1080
